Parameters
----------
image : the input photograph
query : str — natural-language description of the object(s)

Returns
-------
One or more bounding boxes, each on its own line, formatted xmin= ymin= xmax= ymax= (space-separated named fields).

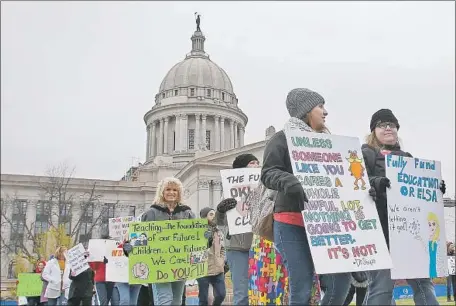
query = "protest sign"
xmin=67 ymin=243 xmax=90 ymax=276
xmin=448 ymin=256 xmax=455 ymax=275
xmin=284 ymin=127 xmax=392 ymax=274
xmin=88 ymin=239 xmax=117 ymax=262
xmin=386 ymin=155 xmax=447 ymax=279
xmin=220 ymin=168 xmax=261 ymax=235
xmin=106 ymin=242 xmax=129 ymax=283
xmin=109 ymin=216 xmax=135 ymax=241
xmin=17 ymin=273 xmax=43 ymax=297
xmin=128 ymin=219 xmax=209 ymax=284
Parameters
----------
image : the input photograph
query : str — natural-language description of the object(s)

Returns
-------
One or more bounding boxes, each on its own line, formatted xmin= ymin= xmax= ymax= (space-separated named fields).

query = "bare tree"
xmin=1 ymin=163 xmax=107 ymax=262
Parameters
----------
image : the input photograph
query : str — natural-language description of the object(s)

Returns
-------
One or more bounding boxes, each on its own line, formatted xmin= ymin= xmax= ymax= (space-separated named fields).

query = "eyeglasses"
xmin=376 ymin=122 xmax=397 ymax=130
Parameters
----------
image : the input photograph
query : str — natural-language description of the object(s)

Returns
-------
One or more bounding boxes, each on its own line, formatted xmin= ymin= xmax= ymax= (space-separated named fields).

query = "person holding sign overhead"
xmin=361 ymin=108 xmax=446 ymax=305
xmin=261 ymin=88 xmax=353 ymax=305
xmin=215 ymin=153 xmax=258 ymax=305
xmin=196 ymin=207 xmax=226 ymax=306
xmin=41 ymin=246 xmax=71 ymax=306
xmin=139 ymin=177 xmax=196 ymax=306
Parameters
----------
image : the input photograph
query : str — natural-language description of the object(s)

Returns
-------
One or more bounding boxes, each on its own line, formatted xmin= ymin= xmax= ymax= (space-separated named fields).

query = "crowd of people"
xmin=22 ymin=88 xmax=451 ymax=306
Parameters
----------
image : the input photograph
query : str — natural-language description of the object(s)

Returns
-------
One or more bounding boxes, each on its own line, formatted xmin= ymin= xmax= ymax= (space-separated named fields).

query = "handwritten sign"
xmin=109 ymin=216 xmax=135 ymax=241
xmin=87 ymin=239 xmax=117 ymax=262
xmin=17 ymin=273 xmax=43 ymax=297
xmin=386 ymin=155 xmax=447 ymax=279
xmin=128 ymin=219 xmax=209 ymax=284
xmin=448 ymin=256 xmax=455 ymax=275
xmin=284 ymin=127 xmax=392 ymax=274
xmin=66 ymin=243 xmax=90 ymax=276
xmin=220 ymin=168 xmax=261 ymax=235
xmin=106 ymin=242 xmax=129 ymax=283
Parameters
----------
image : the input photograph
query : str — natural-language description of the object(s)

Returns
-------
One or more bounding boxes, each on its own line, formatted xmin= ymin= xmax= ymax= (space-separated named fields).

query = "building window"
xmin=206 ymin=89 xmax=211 ymax=98
xmin=188 ymin=129 xmax=195 ymax=150
xmin=79 ymin=203 xmax=94 ymax=243
xmin=162 ymin=93 xmax=165 ymax=98
xmin=102 ymin=203 xmax=116 ymax=225
xmin=35 ymin=201 xmax=50 ymax=235
xmin=206 ymin=130 xmax=211 ymax=150
xmin=60 ymin=202 xmax=72 ymax=235
xmin=173 ymin=131 xmax=176 ymax=150
xmin=128 ymin=206 xmax=136 ymax=217
xmin=221 ymin=92 xmax=225 ymax=100
xmin=174 ymin=89 xmax=178 ymax=96
xmin=190 ymin=88 xmax=195 ymax=97
xmin=10 ymin=200 xmax=27 ymax=250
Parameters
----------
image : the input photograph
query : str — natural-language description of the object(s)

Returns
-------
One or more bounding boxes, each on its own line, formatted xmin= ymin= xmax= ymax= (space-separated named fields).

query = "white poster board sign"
xmin=109 ymin=216 xmax=135 ymax=241
xmin=67 ymin=243 xmax=90 ymax=276
xmin=106 ymin=243 xmax=129 ymax=282
xmin=220 ymin=168 xmax=261 ymax=235
xmin=386 ymin=155 xmax=447 ymax=279
xmin=448 ymin=256 xmax=455 ymax=275
xmin=284 ymin=127 xmax=392 ymax=274
xmin=88 ymin=239 xmax=118 ymax=262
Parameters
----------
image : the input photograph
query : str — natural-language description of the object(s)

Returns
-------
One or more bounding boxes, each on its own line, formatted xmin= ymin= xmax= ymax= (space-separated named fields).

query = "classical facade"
xmin=0 ymin=24 xmax=273 ymax=279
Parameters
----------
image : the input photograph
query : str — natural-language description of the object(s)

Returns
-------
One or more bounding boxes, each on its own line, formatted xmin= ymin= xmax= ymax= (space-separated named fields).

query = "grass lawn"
xmin=351 ymin=296 xmax=455 ymax=305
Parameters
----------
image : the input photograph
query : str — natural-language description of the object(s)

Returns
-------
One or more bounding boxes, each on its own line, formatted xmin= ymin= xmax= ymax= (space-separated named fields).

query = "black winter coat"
xmin=361 ymin=144 xmax=412 ymax=247
xmin=68 ymin=268 xmax=95 ymax=299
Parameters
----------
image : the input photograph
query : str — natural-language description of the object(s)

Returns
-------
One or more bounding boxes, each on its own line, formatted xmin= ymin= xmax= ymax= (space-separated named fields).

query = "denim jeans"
xmin=47 ymin=293 xmax=67 ymax=306
xmin=274 ymin=221 xmax=350 ymax=305
xmin=363 ymin=269 xmax=438 ymax=305
xmin=112 ymin=282 xmax=142 ymax=306
xmin=152 ymin=281 xmax=186 ymax=306
xmin=95 ymin=281 xmax=114 ymax=305
xmin=226 ymin=250 xmax=249 ymax=305
xmin=196 ymin=273 xmax=226 ymax=306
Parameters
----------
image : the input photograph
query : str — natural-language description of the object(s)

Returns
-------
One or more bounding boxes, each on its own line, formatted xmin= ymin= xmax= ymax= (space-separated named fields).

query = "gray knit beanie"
xmin=200 ymin=207 xmax=214 ymax=218
xmin=286 ymin=88 xmax=325 ymax=119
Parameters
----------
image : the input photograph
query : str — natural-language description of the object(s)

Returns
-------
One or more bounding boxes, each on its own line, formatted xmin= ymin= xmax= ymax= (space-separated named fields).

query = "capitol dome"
xmin=155 ymin=29 xmax=237 ymax=105
xmin=159 ymin=57 xmax=234 ymax=95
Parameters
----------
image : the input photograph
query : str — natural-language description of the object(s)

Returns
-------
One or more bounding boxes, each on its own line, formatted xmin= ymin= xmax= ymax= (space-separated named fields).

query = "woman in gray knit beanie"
xmin=260 ymin=88 xmax=356 ymax=305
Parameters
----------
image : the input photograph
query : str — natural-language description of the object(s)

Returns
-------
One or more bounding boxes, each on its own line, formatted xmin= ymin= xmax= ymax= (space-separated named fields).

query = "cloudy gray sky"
xmin=1 ymin=1 xmax=455 ymax=196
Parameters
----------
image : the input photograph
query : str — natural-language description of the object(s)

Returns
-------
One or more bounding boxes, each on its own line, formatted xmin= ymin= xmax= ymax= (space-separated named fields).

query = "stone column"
xmin=220 ymin=117 xmax=225 ymax=151
xmin=234 ymin=122 xmax=238 ymax=148
xmin=23 ymin=201 xmax=36 ymax=251
xmin=197 ymin=180 xmax=210 ymax=213
xmin=212 ymin=181 xmax=223 ymax=208
xmin=175 ymin=115 xmax=180 ymax=152
xmin=158 ymin=118 xmax=164 ymax=155
xmin=230 ymin=119 xmax=235 ymax=149
xmin=182 ymin=114 xmax=188 ymax=151
xmin=163 ymin=117 xmax=169 ymax=154
xmin=240 ymin=126 xmax=245 ymax=147
xmin=214 ymin=116 xmax=220 ymax=151
xmin=146 ymin=125 xmax=150 ymax=159
xmin=201 ymin=115 xmax=207 ymax=149
xmin=151 ymin=121 xmax=156 ymax=157
xmin=195 ymin=114 xmax=201 ymax=150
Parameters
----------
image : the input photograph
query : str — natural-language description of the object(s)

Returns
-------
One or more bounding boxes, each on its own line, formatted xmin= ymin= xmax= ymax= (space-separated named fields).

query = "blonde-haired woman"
xmin=428 ymin=212 xmax=441 ymax=278
xmin=141 ymin=177 xmax=196 ymax=306
xmin=362 ymin=108 xmax=446 ymax=305
xmin=41 ymin=246 xmax=71 ymax=306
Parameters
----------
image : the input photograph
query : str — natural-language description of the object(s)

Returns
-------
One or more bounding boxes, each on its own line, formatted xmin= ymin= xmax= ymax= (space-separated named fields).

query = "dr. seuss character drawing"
xmin=346 ymin=150 xmax=366 ymax=190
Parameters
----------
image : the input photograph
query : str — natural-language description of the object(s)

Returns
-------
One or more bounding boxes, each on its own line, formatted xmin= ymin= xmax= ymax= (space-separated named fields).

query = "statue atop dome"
xmin=195 ymin=12 xmax=201 ymax=32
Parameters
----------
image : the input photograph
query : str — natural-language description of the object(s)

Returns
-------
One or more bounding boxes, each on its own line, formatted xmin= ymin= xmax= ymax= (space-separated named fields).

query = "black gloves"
xmin=440 ymin=180 xmax=446 ymax=194
xmin=217 ymin=198 xmax=237 ymax=214
xmin=369 ymin=187 xmax=377 ymax=202
xmin=379 ymin=177 xmax=391 ymax=191
xmin=123 ymin=241 xmax=132 ymax=257
xmin=103 ymin=256 xmax=108 ymax=264
xmin=224 ymin=262 xmax=230 ymax=274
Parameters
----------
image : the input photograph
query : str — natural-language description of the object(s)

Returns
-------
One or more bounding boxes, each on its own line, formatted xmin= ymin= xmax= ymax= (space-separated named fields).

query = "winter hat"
xmin=286 ymin=88 xmax=325 ymax=119
xmin=200 ymin=207 xmax=214 ymax=218
xmin=370 ymin=109 xmax=400 ymax=131
xmin=232 ymin=154 xmax=258 ymax=169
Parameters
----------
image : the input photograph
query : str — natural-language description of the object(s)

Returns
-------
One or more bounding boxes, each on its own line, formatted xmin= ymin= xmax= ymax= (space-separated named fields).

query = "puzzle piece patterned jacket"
xmin=248 ymin=235 xmax=321 ymax=305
